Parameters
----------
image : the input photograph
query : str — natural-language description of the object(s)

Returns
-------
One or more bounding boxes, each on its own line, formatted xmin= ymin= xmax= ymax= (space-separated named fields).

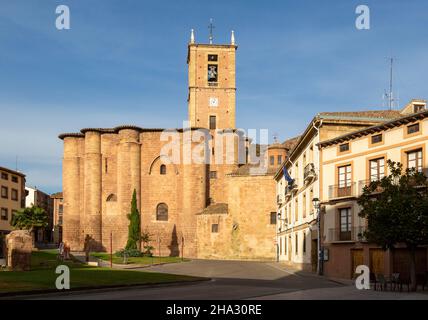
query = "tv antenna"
xmin=383 ymin=57 xmax=396 ymax=110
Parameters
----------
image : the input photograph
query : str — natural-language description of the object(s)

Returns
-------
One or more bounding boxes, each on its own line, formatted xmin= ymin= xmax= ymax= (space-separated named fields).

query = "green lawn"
xmin=91 ymin=252 xmax=189 ymax=265
xmin=0 ymin=250 xmax=200 ymax=294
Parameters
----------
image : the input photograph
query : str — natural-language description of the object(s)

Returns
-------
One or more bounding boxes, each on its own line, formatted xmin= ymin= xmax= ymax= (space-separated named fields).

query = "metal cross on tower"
xmin=208 ymin=18 xmax=215 ymax=44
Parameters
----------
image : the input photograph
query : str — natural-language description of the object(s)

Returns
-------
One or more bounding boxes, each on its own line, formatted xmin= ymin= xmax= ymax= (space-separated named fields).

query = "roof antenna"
xmin=383 ymin=57 xmax=396 ymax=110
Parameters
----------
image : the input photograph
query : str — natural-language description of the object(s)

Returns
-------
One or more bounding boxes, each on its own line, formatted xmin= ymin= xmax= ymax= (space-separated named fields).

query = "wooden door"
xmin=370 ymin=249 xmax=385 ymax=275
xmin=351 ymin=249 xmax=364 ymax=277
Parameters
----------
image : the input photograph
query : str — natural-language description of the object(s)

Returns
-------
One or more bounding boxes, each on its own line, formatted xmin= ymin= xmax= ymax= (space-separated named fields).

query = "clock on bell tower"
xmin=187 ymin=29 xmax=237 ymax=130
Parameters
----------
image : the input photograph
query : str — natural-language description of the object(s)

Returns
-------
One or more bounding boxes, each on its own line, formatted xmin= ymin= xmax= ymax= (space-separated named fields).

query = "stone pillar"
xmin=83 ymin=131 xmax=102 ymax=250
xmin=181 ymin=129 xmax=207 ymax=258
xmin=63 ymin=136 xmax=82 ymax=250
xmin=116 ymin=129 xmax=141 ymax=251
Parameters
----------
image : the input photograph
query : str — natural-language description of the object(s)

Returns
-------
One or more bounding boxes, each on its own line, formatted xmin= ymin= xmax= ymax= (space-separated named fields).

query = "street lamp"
xmin=312 ymin=197 xmax=323 ymax=275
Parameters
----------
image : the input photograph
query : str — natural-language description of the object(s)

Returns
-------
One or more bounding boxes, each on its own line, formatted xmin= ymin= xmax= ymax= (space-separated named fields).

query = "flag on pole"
xmin=282 ymin=166 xmax=294 ymax=184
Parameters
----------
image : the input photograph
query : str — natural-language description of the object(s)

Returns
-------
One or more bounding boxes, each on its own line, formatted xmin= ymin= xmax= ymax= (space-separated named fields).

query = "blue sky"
xmin=0 ymin=0 xmax=427 ymax=193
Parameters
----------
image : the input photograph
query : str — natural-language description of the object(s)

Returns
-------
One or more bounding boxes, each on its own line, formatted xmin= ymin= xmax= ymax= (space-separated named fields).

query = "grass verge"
xmin=0 ymin=250 xmax=200 ymax=294
xmin=91 ymin=252 xmax=189 ymax=265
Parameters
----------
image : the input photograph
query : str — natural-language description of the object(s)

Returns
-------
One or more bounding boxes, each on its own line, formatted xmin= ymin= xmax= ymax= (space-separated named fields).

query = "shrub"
xmin=115 ymin=248 xmax=142 ymax=258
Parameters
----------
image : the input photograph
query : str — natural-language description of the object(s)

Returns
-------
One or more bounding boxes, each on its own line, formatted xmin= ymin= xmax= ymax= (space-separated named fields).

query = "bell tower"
xmin=187 ymin=28 xmax=237 ymax=130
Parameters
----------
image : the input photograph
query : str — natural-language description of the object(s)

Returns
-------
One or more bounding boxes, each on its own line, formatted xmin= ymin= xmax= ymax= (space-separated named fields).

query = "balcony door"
xmin=338 ymin=165 xmax=352 ymax=197
xmin=339 ymin=208 xmax=352 ymax=241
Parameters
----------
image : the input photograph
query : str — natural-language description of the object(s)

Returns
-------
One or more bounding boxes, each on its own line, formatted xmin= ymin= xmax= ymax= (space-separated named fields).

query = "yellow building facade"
xmin=319 ymin=100 xmax=428 ymax=279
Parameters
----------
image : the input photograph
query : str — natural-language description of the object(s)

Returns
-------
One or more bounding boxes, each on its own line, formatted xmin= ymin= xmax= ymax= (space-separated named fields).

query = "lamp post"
xmin=312 ymin=197 xmax=323 ymax=275
xmin=277 ymin=212 xmax=287 ymax=262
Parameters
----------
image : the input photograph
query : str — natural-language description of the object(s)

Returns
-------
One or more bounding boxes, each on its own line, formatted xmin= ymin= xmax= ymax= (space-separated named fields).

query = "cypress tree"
xmin=125 ymin=189 xmax=141 ymax=251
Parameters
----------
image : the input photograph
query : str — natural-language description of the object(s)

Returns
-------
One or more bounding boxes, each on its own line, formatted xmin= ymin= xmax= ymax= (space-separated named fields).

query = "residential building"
xmin=51 ymin=192 xmax=63 ymax=244
xmin=0 ymin=166 xmax=26 ymax=257
xmin=275 ymin=109 xmax=404 ymax=271
xmin=25 ymin=186 xmax=53 ymax=243
xmin=318 ymin=99 xmax=428 ymax=279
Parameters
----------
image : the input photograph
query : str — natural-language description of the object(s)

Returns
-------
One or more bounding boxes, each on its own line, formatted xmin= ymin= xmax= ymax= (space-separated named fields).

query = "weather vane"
xmin=208 ymin=18 xmax=215 ymax=44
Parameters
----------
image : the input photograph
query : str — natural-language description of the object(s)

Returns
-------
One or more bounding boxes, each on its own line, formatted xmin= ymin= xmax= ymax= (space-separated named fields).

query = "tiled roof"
xmin=51 ymin=192 xmax=63 ymax=198
xmin=0 ymin=166 xmax=25 ymax=177
xmin=318 ymin=109 xmax=428 ymax=148
xmin=281 ymin=136 xmax=300 ymax=150
xmin=319 ymin=110 xmax=402 ymax=120
xmin=228 ymin=164 xmax=278 ymax=176
xmin=198 ymin=203 xmax=228 ymax=215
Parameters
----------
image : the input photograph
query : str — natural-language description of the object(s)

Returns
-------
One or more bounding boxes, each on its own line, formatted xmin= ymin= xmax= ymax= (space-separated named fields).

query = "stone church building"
xmin=59 ymin=32 xmax=294 ymax=260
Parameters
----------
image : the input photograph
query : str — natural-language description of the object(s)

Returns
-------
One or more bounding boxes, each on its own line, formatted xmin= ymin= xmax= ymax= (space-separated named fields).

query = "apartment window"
xmin=209 ymin=116 xmax=217 ymax=129
xmin=11 ymin=210 xmax=17 ymax=220
xmin=414 ymin=104 xmax=425 ymax=113
xmin=284 ymin=236 xmax=287 ymax=253
xmin=156 ymin=203 xmax=168 ymax=221
xmin=407 ymin=123 xmax=420 ymax=135
xmin=371 ymin=134 xmax=383 ymax=144
xmin=339 ymin=208 xmax=352 ymax=241
xmin=208 ymin=54 xmax=218 ymax=62
xmin=310 ymin=188 xmax=314 ymax=214
xmin=58 ymin=215 xmax=63 ymax=225
xmin=303 ymin=153 xmax=307 ymax=166
xmin=1 ymin=173 xmax=8 ymax=180
xmin=303 ymin=193 xmax=307 ymax=218
xmin=295 ymin=234 xmax=298 ymax=254
xmin=105 ymin=158 xmax=108 ymax=173
xmin=59 ymin=204 xmax=63 ymax=214
xmin=277 ymin=155 xmax=282 ymax=165
xmin=11 ymin=189 xmax=18 ymax=201
xmin=303 ymin=233 xmax=306 ymax=254
xmin=295 ymin=198 xmax=299 ymax=222
xmin=370 ymin=158 xmax=385 ymax=182
xmin=270 ymin=156 xmax=275 ymax=166
xmin=338 ymin=165 xmax=352 ymax=197
xmin=1 ymin=186 xmax=8 ymax=199
xmin=160 ymin=164 xmax=166 ymax=175
xmin=1 ymin=208 xmax=7 ymax=221
xmin=209 ymin=171 xmax=217 ymax=179
xmin=407 ymin=149 xmax=423 ymax=172
xmin=270 ymin=212 xmax=277 ymax=225
xmin=339 ymin=143 xmax=350 ymax=152
xmin=211 ymin=224 xmax=219 ymax=233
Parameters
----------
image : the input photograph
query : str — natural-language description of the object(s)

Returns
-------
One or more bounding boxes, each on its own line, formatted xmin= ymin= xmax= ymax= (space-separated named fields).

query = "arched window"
xmin=156 ymin=203 xmax=168 ymax=221
xmin=160 ymin=164 xmax=166 ymax=175
xmin=106 ymin=194 xmax=117 ymax=202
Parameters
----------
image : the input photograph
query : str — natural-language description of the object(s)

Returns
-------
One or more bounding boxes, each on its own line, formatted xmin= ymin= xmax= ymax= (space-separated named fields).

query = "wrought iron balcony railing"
xmin=304 ymin=163 xmax=316 ymax=182
xmin=327 ymin=226 xmax=366 ymax=242
xmin=328 ymin=182 xmax=357 ymax=199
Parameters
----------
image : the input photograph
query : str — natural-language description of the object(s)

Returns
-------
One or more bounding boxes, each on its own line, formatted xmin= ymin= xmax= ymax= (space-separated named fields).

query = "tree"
xmin=125 ymin=189 xmax=141 ymax=251
xmin=357 ymin=160 xmax=428 ymax=291
xmin=11 ymin=206 xmax=49 ymax=246
xmin=11 ymin=206 xmax=48 ymax=232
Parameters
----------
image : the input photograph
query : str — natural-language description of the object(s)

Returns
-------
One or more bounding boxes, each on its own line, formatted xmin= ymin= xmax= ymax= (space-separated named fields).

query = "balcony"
xmin=327 ymin=226 xmax=366 ymax=243
xmin=328 ymin=182 xmax=357 ymax=200
xmin=358 ymin=179 xmax=385 ymax=195
xmin=284 ymin=179 xmax=299 ymax=198
xmin=304 ymin=163 xmax=316 ymax=183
